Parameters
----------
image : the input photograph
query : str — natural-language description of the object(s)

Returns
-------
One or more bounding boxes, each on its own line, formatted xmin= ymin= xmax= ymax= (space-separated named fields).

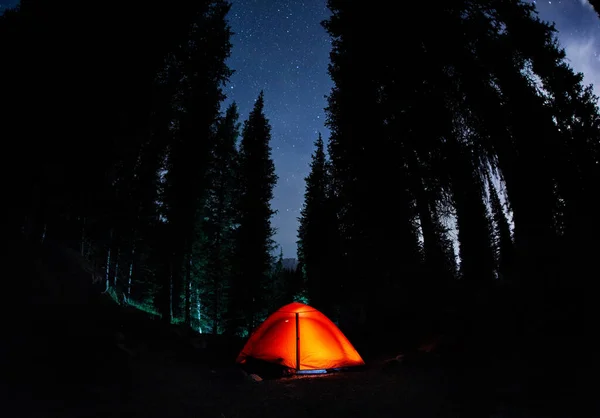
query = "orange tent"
xmin=236 ymin=302 xmax=365 ymax=371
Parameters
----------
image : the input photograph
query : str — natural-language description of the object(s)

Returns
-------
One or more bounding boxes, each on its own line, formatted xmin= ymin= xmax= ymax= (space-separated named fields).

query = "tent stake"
xmin=296 ymin=312 xmax=300 ymax=371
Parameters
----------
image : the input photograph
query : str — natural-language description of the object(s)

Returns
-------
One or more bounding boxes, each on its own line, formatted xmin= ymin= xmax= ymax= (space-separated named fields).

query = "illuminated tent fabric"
xmin=236 ymin=302 xmax=365 ymax=371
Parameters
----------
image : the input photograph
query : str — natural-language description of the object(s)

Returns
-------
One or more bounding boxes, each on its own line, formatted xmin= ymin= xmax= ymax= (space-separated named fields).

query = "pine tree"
xmin=589 ymin=0 xmax=600 ymax=19
xmin=123 ymin=56 xmax=179 ymax=308
xmin=267 ymin=247 xmax=286 ymax=312
xmin=320 ymin=0 xmax=600 ymax=395
xmin=0 ymin=0 xmax=232 ymax=319
xmin=227 ymin=91 xmax=278 ymax=336
xmin=161 ymin=0 xmax=233 ymax=323
xmin=494 ymin=1 xmax=600 ymax=281
xmin=1 ymin=0 xmax=211 ymax=241
xmin=198 ymin=102 xmax=240 ymax=333
xmin=487 ymin=176 xmax=514 ymax=281
xmin=323 ymin=1 xmax=422 ymax=339
xmin=438 ymin=2 xmax=561 ymax=287
xmin=445 ymin=125 xmax=496 ymax=287
xmin=491 ymin=1 xmax=600 ymax=386
xmin=297 ymin=133 xmax=339 ymax=318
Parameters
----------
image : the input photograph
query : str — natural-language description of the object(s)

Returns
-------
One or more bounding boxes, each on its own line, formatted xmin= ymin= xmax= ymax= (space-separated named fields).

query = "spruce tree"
xmin=495 ymin=1 xmax=600 ymax=280
xmin=323 ymin=1 xmax=426 ymax=339
xmin=161 ymin=0 xmax=233 ymax=323
xmin=267 ymin=247 xmax=287 ymax=312
xmin=227 ymin=91 xmax=278 ymax=336
xmin=445 ymin=127 xmax=496 ymax=286
xmin=124 ymin=57 xmax=179 ymax=308
xmin=0 ymin=0 xmax=233 ymax=319
xmin=487 ymin=176 xmax=514 ymax=281
xmin=321 ymin=0 xmax=600 ymax=395
xmin=297 ymin=133 xmax=338 ymax=318
xmin=591 ymin=0 xmax=600 ymax=19
xmin=198 ymin=102 xmax=240 ymax=333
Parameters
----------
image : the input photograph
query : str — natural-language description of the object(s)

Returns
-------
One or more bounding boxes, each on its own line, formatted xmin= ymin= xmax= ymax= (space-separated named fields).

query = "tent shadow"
xmin=239 ymin=356 xmax=295 ymax=379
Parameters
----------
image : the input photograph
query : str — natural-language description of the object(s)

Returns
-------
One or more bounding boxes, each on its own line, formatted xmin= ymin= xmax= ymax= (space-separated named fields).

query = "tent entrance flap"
xmin=295 ymin=312 xmax=300 ymax=370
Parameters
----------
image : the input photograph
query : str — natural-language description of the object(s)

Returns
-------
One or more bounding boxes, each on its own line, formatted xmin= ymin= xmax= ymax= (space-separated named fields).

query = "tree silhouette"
xmin=197 ymin=102 xmax=241 ymax=333
xmin=590 ymin=0 xmax=600 ymax=19
xmin=320 ymin=1 xmax=600 ymax=371
xmin=227 ymin=91 xmax=278 ymax=336
xmin=0 ymin=0 xmax=236 ymax=325
xmin=160 ymin=0 xmax=233 ymax=323
xmin=297 ymin=133 xmax=339 ymax=319
xmin=487 ymin=176 xmax=514 ymax=281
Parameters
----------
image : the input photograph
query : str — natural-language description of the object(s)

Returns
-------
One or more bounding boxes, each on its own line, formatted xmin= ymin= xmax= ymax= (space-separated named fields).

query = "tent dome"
xmin=236 ymin=302 xmax=365 ymax=371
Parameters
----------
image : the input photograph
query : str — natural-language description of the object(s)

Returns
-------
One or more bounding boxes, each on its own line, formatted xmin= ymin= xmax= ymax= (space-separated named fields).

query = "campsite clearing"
xmin=4 ymin=344 xmax=518 ymax=418
xmin=3 ymin=312 xmax=534 ymax=418
xmin=1 ymin=242 xmax=582 ymax=418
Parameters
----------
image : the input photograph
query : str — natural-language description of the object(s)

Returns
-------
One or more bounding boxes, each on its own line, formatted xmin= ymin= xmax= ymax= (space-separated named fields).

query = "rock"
xmin=248 ymin=373 xmax=263 ymax=382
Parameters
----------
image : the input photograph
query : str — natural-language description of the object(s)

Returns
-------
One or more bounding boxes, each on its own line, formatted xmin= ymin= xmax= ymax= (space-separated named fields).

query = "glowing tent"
xmin=235 ymin=302 xmax=365 ymax=371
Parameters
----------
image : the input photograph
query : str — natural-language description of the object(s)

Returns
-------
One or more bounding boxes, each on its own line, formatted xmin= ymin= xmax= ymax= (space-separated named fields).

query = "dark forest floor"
xmin=1 ymin=240 xmax=596 ymax=418
xmin=2 ymin=319 xmax=532 ymax=418
xmin=3 ymin=330 xmax=563 ymax=418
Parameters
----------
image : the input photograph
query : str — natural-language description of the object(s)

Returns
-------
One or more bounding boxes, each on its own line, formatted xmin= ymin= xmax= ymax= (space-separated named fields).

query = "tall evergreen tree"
xmin=487 ymin=176 xmax=514 ymax=281
xmin=321 ymin=0 xmax=600 ymax=342
xmin=161 ymin=0 xmax=233 ymax=323
xmin=444 ymin=124 xmax=495 ymax=286
xmin=323 ymin=2 xmax=426 ymax=343
xmin=297 ymin=133 xmax=338 ymax=318
xmin=494 ymin=0 xmax=600 ymax=281
xmin=1 ymin=0 xmax=216 ymax=243
xmin=197 ymin=102 xmax=240 ymax=333
xmin=266 ymin=247 xmax=287 ymax=312
xmin=123 ymin=57 xmax=179 ymax=308
xmin=227 ymin=91 xmax=278 ymax=336
xmin=0 ymin=0 xmax=233 ymax=315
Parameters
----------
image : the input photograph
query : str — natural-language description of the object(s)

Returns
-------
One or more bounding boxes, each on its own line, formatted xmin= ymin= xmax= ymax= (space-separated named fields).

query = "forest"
xmin=1 ymin=0 xmax=304 ymax=337
xmin=1 ymin=0 xmax=599 ymax=408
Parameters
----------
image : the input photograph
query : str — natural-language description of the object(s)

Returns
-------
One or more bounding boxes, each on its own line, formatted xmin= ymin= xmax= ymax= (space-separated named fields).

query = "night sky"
xmin=227 ymin=0 xmax=600 ymax=259
xmin=222 ymin=0 xmax=333 ymax=259
xmin=1 ymin=0 xmax=598 ymax=259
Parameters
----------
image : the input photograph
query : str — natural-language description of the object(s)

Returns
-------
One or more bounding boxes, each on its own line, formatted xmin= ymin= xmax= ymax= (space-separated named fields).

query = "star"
xmin=223 ymin=0 xmax=333 ymax=259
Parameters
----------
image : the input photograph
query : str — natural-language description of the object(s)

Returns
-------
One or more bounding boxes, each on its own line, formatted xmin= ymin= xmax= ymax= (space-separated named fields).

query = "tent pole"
xmin=295 ymin=312 xmax=300 ymax=371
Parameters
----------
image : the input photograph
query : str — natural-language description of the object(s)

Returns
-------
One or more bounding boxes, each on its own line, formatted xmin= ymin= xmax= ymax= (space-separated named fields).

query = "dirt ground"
xmin=3 ymin=306 xmax=592 ymax=418
xmin=1 ymin=352 xmax=510 ymax=418
xmin=1 ymin=241 xmax=594 ymax=418
xmin=1 ymin=289 xmax=528 ymax=418
xmin=3 ymin=316 xmax=536 ymax=418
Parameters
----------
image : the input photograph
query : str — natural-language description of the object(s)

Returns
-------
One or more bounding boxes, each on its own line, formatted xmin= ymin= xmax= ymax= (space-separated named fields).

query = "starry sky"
xmin=529 ymin=0 xmax=600 ymax=96
xmin=221 ymin=0 xmax=333 ymax=259
xmin=1 ymin=0 xmax=598 ymax=259
xmin=226 ymin=0 xmax=600 ymax=259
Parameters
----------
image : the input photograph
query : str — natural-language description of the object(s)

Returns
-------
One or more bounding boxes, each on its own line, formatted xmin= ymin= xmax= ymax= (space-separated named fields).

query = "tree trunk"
xmin=112 ymin=247 xmax=120 ymax=289
xmin=196 ymin=288 xmax=202 ymax=333
xmin=213 ymin=232 xmax=222 ymax=335
xmin=105 ymin=228 xmax=113 ymax=291
xmin=213 ymin=277 xmax=220 ymax=335
xmin=184 ymin=250 xmax=192 ymax=327
xmin=127 ymin=244 xmax=135 ymax=300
